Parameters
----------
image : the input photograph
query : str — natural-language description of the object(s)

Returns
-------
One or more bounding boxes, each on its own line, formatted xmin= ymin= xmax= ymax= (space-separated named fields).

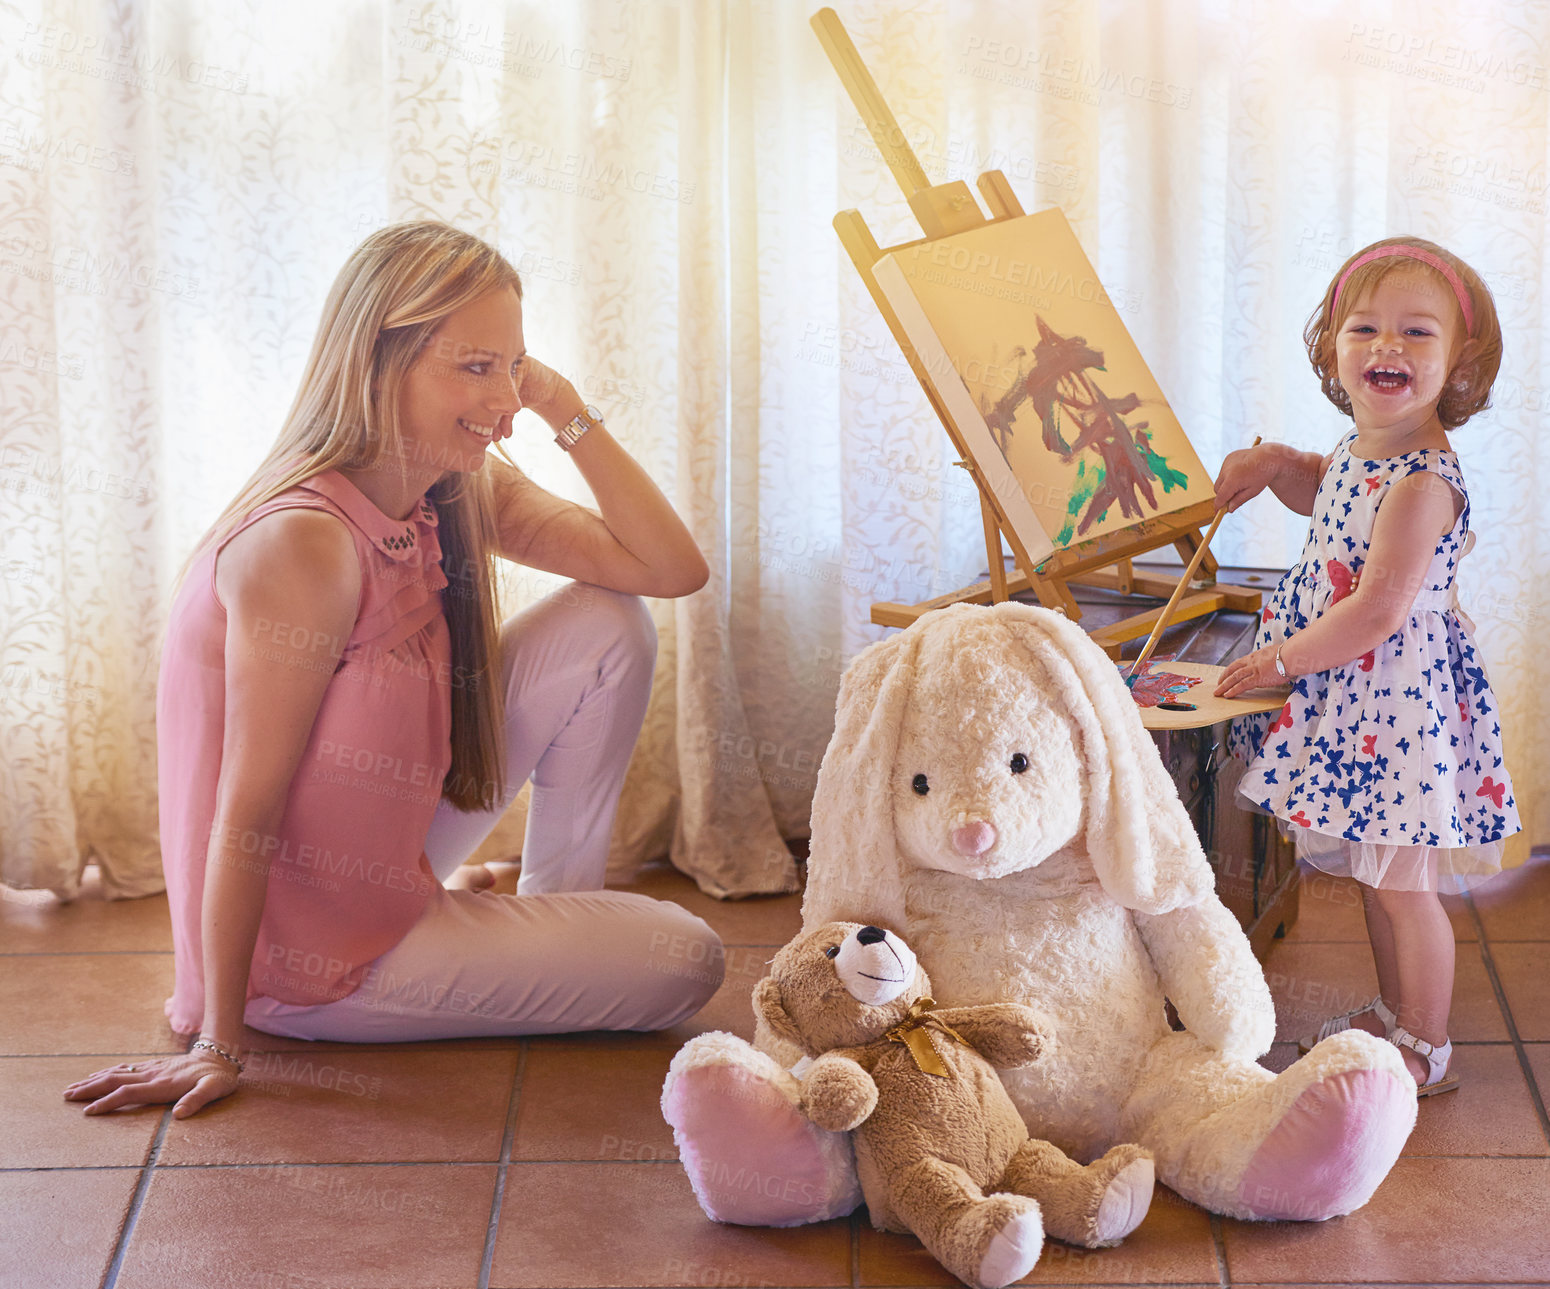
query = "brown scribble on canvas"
xmin=983 ymin=317 xmax=1164 ymax=537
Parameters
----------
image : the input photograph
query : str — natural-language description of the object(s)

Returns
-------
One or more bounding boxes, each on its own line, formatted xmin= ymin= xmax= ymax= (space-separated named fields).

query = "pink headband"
xmin=1331 ymin=245 xmax=1475 ymax=335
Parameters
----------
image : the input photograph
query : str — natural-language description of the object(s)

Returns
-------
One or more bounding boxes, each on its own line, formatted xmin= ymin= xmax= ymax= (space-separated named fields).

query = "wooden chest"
xmin=1149 ymin=719 xmax=1300 ymax=958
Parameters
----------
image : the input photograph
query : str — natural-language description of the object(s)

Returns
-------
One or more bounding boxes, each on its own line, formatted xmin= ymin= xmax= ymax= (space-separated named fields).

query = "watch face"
xmin=582 ymin=404 xmax=603 ymax=422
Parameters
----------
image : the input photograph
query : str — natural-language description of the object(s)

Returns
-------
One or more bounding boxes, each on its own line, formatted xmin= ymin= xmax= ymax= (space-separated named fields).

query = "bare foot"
xmin=445 ymin=863 xmax=497 ymax=892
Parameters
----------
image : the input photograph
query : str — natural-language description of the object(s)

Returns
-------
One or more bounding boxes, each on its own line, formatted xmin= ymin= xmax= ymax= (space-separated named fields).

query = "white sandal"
xmin=1297 ymin=995 xmax=1398 ymax=1055
xmin=1390 ymin=1025 xmax=1458 ymax=1097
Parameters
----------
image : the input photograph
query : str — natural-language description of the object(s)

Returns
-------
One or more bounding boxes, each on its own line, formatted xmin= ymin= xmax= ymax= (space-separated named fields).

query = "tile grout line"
xmin=99 ymin=1103 xmax=176 ymax=1289
xmin=477 ymin=1040 xmax=527 ymax=1289
xmin=1464 ymin=893 xmax=1550 ymax=1148
xmin=849 ymin=1209 xmax=860 ymax=1289
xmin=0 ymin=950 xmax=174 ymax=956
xmin=1208 ymin=1211 xmax=1231 ymax=1288
xmin=13 ymin=1144 xmax=1544 ymax=1176
xmin=99 ymin=1028 xmax=212 ymax=1288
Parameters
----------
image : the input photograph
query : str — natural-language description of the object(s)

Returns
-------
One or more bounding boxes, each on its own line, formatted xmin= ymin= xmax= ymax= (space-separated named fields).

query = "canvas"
xmin=872 ymin=208 xmax=1215 ymax=566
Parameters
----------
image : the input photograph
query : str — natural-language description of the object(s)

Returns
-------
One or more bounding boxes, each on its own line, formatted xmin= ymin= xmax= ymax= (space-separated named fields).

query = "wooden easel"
xmin=814 ymin=9 xmax=1261 ymax=656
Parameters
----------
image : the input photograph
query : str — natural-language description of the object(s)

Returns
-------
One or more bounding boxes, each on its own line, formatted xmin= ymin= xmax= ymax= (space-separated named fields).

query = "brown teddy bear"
xmin=753 ymin=921 xmax=1154 ymax=1289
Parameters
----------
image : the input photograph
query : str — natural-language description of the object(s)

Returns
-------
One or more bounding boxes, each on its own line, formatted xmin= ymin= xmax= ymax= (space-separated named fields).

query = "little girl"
xmin=1214 ymin=235 xmax=1520 ymax=1097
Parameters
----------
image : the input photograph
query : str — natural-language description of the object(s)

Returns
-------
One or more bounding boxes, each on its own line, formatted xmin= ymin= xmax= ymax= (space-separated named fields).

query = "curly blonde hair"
xmin=1303 ymin=235 xmax=1502 ymax=431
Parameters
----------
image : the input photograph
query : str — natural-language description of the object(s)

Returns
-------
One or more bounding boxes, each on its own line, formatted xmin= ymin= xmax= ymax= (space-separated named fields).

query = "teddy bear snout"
xmin=950 ymin=820 xmax=997 ymax=856
xmin=834 ymin=926 xmax=918 ymax=1008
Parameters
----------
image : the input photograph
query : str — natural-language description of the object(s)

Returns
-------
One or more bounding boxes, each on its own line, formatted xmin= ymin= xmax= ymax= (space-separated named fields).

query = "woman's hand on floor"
xmin=63 ymin=1051 xmax=240 ymax=1118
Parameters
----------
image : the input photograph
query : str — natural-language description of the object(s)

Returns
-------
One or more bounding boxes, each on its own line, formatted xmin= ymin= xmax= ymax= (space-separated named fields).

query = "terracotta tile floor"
xmin=5 ymin=853 xmax=1549 ymax=1288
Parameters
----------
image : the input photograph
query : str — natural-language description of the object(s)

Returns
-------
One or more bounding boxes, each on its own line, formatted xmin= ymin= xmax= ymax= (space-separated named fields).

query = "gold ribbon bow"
xmin=884 ymin=996 xmax=972 ymax=1078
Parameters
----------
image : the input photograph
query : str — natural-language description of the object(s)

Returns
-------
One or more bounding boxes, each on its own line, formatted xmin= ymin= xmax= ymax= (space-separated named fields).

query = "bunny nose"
xmin=951 ymin=822 xmax=997 ymax=856
xmin=856 ymin=926 xmax=886 ymax=945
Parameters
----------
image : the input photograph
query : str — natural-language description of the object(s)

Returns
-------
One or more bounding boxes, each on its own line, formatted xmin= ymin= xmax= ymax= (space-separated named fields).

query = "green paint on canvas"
xmin=1143 ymin=443 xmax=1190 ymax=493
xmin=1056 ymin=459 xmax=1104 ymax=546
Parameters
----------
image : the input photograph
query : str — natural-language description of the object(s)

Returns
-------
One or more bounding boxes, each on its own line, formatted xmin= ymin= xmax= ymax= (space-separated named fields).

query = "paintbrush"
xmin=1125 ymin=436 xmax=1262 ymax=683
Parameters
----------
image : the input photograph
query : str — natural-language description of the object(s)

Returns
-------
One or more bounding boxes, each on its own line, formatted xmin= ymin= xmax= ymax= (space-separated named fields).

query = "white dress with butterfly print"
xmin=1231 ymin=431 xmax=1519 ymax=893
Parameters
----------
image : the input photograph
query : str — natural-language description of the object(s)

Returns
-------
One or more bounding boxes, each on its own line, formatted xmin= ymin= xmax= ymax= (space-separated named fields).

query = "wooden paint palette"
xmin=1130 ymin=661 xmax=1290 ymax=731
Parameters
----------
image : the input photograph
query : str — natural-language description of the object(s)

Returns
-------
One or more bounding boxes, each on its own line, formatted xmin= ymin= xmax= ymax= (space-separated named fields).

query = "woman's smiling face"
xmin=398 ymin=286 xmax=525 ymax=476
xmin=1334 ymin=271 xmax=1463 ymax=435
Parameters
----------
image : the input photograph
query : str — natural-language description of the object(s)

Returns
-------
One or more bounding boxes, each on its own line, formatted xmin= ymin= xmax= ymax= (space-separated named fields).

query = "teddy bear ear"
xmin=800 ymin=617 xmax=937 ymax=933
xmin=752 ymin=975 xmax=804 ymax=1048
xmin=991 ymin=602 xmax=1214 ymax=914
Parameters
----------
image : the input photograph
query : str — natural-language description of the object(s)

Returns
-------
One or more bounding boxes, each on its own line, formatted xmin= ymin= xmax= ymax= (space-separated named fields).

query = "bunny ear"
xmin=802 ymin=616 xmax=940 ymax=933
xmin=990 ymin=602 xmax=1213 ymax=914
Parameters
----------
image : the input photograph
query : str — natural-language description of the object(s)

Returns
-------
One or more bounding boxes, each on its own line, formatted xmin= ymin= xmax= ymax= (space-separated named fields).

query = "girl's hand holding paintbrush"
xmin=1128 ymin=436 xmax=1264 ymax=688
xmin=1210 ymin=440 xmax=1294 ymax=699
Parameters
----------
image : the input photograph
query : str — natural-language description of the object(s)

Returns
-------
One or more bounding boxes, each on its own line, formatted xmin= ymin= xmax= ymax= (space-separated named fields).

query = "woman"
xmin=65 ymin=222 xmax=722 ymax=1118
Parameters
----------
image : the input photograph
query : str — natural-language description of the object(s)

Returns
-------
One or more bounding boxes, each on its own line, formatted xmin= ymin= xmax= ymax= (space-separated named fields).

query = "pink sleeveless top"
xmin=158 ymin=468 xmax=453 ymax=1034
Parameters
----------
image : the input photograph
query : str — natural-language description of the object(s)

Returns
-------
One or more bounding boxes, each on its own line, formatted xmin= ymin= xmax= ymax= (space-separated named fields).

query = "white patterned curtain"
xmin=1 ymin=0 xmax=1542 ymax=902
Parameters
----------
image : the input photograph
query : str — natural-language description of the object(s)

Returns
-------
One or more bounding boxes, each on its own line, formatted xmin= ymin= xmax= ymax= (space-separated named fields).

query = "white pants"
xmin=244 ymin=585 xmax=724 ymax=1042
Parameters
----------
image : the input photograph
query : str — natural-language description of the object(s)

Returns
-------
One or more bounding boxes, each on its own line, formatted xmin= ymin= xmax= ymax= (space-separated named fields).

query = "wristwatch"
xmin=555 ymin=403 xmax=603 ymax=452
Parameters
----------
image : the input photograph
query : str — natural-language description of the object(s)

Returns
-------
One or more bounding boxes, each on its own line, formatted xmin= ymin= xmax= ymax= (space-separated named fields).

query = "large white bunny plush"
xmin=664 ymin=602 xmax=1416 ymax=1226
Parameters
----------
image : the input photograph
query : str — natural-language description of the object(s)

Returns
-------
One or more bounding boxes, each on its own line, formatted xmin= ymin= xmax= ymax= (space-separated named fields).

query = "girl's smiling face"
xmin=1334 ymin=271 xmax=1464 ymax=436
xmin=399 ymin=286 xmax=525 ymax=476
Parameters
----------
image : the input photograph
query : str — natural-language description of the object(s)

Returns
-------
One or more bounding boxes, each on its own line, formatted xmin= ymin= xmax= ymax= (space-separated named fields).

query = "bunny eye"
xmin=911 ymin=773 xmax=930 ymax=796
xmin=825 ymin=944 xmax=840 ymax=959
xmin=1009 ymin=753 xmax=1029 ymax=774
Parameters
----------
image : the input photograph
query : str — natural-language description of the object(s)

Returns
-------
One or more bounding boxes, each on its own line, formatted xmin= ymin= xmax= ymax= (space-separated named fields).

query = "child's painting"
xmin=872 ymin=208 xmax=1213 ymax=564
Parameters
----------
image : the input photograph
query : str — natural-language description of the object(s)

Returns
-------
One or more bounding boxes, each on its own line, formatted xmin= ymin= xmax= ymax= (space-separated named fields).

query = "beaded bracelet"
xmin=191 ymin=1038 xmax=245 ymax=1074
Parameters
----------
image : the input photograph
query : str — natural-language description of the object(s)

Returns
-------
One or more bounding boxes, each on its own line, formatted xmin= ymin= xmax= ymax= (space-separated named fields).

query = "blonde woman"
xmin=65 ymin=222 xmax=721 ymax=1118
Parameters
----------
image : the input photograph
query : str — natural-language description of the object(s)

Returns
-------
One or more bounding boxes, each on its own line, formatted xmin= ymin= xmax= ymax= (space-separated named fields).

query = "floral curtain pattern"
xmin=1 ymin=0 xmax=1541 ymax=901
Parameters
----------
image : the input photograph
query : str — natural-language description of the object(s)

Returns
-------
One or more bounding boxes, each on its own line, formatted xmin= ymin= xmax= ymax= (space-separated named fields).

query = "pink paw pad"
xmin=1236 ymin=1068 xmax=1415 ymax=1220
xmin=663 ymin=1061 xmax=850 ymax=1226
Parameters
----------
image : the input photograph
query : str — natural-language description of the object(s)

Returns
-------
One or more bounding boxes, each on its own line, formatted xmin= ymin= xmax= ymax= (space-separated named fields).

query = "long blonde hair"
xmin=179 ymin=221 xmax=518 ymax=811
